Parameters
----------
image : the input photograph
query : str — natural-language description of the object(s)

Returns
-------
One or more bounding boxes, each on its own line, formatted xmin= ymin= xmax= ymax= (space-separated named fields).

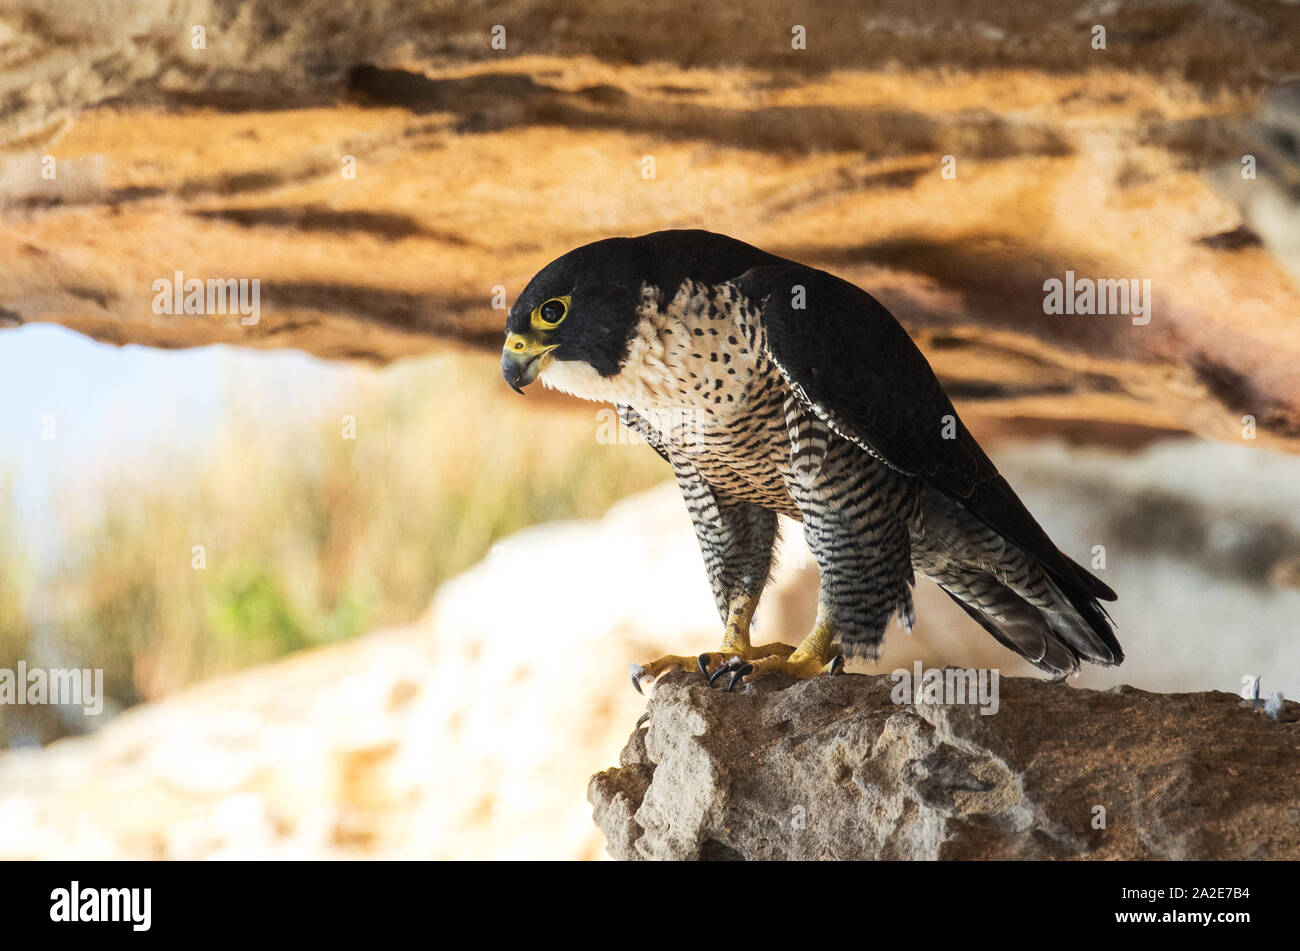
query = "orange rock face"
xmin=2 ymin=1 xmax=1299 ymax=452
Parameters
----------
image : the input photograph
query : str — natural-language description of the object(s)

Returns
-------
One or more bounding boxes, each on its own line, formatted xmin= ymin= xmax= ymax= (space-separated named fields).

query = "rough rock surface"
xmin=589 ymin=673 xmax=1300 ymax=860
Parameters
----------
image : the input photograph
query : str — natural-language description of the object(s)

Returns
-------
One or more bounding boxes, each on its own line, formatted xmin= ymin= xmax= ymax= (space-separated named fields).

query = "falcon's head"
xmin=500 ymin=242 xmax=640 ymax=394
xmin=500 ymin=230 xmax=782 ymax=394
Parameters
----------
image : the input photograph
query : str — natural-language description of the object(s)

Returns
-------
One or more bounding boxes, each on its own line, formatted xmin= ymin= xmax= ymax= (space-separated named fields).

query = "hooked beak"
xmin=501 ymin=332 xmax=558 ymax=394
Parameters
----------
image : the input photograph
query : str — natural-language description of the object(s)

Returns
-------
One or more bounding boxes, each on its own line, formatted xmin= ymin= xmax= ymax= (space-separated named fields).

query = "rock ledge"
xmin=588 ymin=672 xmax=1300 ymax=860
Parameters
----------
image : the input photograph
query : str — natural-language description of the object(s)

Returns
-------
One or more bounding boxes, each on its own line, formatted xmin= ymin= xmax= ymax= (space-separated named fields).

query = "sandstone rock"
xmin=1208 ymin=80 xmax=1300 ymax=281
xmin=3 ymin=2 xmax=1300 ymax=450
xmin=590 ymin=673 xmax=1300 ymax=860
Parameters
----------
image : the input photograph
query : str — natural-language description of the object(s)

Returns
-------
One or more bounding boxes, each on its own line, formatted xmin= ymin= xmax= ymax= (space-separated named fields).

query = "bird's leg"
xmin=710 ymin=604 xmax=845 ymax=687
xmin=717 ymin=594 xmax=757 ymax=655
xmin=630 ymin=497 xmax=787 ymax=694
xmin=696 ymin=594 xmax=798 ymax=688
xmin=629 ymin=593 xmax=795 ymax=695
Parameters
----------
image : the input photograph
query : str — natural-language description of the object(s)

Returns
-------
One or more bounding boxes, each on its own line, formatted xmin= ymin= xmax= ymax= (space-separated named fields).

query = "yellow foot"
xmin=629 ymin=641 xmax=842 ymax=696
xmin=626 ymin=641 xmax=795 ymax=696
xmin=709 ymin=649 xmax=845 ymax=690
xmin=628 ymin=654 xmax=699 ymax=695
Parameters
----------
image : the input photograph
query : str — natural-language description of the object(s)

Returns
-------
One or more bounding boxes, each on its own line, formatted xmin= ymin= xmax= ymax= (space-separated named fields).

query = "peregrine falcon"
xmin=501 ymin=230 xmax=1122 ymax=692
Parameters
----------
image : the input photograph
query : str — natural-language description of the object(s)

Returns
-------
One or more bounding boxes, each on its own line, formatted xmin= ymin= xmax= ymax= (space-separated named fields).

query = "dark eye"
xmin=539 ymin=298 xmax=567 ymax=325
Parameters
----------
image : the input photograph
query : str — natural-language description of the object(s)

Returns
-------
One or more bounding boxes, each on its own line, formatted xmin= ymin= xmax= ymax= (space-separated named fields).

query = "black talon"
xmin=697 ymin=654 xmax=713 ymax=678
xmin=829 ymin=654 xmax=845 ymax=676
xmin=726 ymin=663 xmax=753 ymax=691
xmin=630 ymin=664 xmax=649 ymax=695
xmin=707 ymin=658 xmax=738 ymax=687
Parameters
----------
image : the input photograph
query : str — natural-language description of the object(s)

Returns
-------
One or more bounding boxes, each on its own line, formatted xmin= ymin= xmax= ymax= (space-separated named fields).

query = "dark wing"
xmin=731 ymin=263 xmax=1118 ymax=613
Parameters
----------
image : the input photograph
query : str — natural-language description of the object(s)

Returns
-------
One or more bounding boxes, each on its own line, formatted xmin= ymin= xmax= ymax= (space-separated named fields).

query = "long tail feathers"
xmin=937 ymin=561 xmax=1122 ymax=679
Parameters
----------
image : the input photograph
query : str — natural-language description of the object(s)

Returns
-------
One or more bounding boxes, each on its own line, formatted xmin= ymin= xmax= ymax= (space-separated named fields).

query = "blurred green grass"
xmin=0 ymin=352 xmax=667 ymax=746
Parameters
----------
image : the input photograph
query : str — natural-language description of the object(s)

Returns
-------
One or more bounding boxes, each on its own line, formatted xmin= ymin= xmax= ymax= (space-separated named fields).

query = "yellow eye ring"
xmin=532 ymin=296 xmax=570 ymax=330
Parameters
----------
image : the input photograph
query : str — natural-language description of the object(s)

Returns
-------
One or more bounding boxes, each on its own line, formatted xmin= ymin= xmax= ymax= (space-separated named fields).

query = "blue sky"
xmin=0 ymin=324 xmax=365 ymax=569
